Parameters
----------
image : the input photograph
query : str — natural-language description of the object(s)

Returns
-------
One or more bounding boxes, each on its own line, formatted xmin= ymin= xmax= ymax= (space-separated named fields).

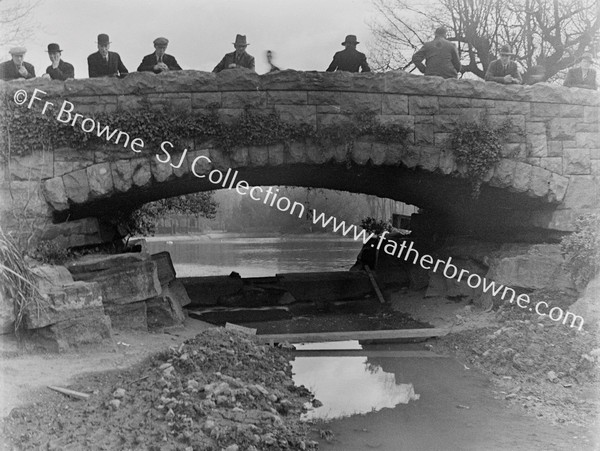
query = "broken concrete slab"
xmin=104 ymin=301 xmax=148 ymax=331
xmin=180 ymin=275 xmax=244 ymax=306
xmin=151 ymin=252 xmax=176 ymax=286
xmin=146 ymin=294 xmax=186 ymax=330
xmin=66 ymin=252 xmax=149 ymax=275
xmin=31 ymin=265 xmax=75 ymax=293
xmin=39 ymin=217 xmax=119 ymax=249
xmin=164 ymin=279 xmax=191 ymax=307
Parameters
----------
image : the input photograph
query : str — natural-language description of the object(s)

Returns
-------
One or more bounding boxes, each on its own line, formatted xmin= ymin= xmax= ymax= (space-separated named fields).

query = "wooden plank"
xmin=255 ymin=328 xmax=449 ymax=344
xmin=292 ymin=350 xmax=448 ymax=358
xmin=365 ymin=265 xmax=386 ymax=304
xmin=48 ymin=385 xmax=90 ymax=400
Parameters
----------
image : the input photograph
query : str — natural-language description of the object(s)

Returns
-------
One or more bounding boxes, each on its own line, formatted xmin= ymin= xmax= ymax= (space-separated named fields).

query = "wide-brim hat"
xmin=97 ymin=33 xmax=111 ymax=45
xmin=46 ymin=43 xmax=62 ymax=53
xmin=233 ymin=34 xmax=248 ymax=46
xmin=153 ymin=37 xmax=169 ymax=47
xmin=342 ymin=35 xmax=359 ymax=45
xmin=9 ymin=46 xmax=27 ymax=56
xmin=499 ymin=45 xmax=515 ymax=55
xmin=581 ymin=52 xmax=594 ymax=62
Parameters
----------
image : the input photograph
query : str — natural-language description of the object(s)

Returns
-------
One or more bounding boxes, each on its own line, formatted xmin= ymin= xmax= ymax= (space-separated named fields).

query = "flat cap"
xmin=9 ymin=46 xmax=27 ymax=56
xmin=153 ymin=37 xmax=169 ymax=46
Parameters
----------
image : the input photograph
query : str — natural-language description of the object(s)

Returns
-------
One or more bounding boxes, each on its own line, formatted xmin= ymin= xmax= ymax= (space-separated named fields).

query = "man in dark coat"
xmin=412 ymin=27 xmax=460 ymax=79
xmin=213 ymin=34 xmax=255 ymax=73
xmin=564 ymin=52 xmax=597 ymax=90
xmin=326 ymin=35 xmax=370 ymax=73
xmin=137 ymin=37 xmax=182 ymax=73
xmin=87 ymin=33 xmax=128 ymax=78
xmin=43 ymin=43 xmax=74 ymax=80
xmin=0 ymin=47 xmax=35 ymax=81
xmin=485 ymin=45 xmax=522 ymax=84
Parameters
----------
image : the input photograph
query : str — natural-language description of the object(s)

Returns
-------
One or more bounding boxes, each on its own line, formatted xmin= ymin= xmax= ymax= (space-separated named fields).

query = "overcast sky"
xmin=9 ymin=0 xmax=378 ymax=77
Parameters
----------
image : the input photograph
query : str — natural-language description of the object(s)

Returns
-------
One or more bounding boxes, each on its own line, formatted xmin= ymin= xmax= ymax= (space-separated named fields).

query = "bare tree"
xmin=0 ymin=0 xmax=42 ymax=48
xmin=369 ymin=0 xmax=600 ymax=81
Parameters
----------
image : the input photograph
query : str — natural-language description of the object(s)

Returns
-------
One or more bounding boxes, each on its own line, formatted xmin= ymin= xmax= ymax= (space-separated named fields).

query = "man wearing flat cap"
xmin=326 ymin=35 xmax=370 ymax=73
xmin=42 ymin=43 xmax=74 ymax=80
xmin=87 ymin=33 xmax=128 ymax=78
xmin=138 ymin=37 xmax=182 ymax=73
xmin=564 ymin=52 xmax=597 ymax=90
xmin=412 ymin=27 xmax=461 ymax=79
xmin=485 ymin=45 xmax=522 ymax=84
xmin=0 ymin=47 xmax=36 ymax=81
xmin=213 ymin=34 xmax=255 ymax=73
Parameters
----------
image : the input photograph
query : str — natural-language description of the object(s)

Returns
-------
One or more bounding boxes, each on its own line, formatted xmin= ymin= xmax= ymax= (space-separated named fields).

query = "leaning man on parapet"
xmin=326 ymin=34 xmax=370 ymax=73
xmin=485 ymin=45 xmax=522 ymax=85
xmin=137 ymin=37 xmax=182 ymax=73
xmin=42 ymin=43 xmax=75 ymax=80
xmin=411 ymin=27 xmax=460 ymax=79
xmin=0 ymin=47 xmax=36 ymax=81
xmin=87 ymin=33 xmax=128 ymax=78
xmin=564 ymin=52 xmax=597 ymax=90
xmin=213 ymin=34 xmax=255 ymax=73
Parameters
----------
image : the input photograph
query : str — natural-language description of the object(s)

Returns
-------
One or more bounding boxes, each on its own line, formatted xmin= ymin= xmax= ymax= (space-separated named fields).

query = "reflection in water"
xmin=292 ymin=356 xmax=419 ymax=420
xmin=147 ymin=235 xmax=362 ymax=277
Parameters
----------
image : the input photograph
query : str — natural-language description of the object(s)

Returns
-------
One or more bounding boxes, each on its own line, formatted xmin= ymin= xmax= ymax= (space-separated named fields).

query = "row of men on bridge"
xmin=1 ymin=30 xmax=596 ymax=90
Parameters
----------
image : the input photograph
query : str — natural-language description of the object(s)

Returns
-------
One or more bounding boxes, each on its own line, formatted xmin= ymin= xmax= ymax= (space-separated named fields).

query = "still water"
xmin=146 ymin=233 xmax=363 ymax=278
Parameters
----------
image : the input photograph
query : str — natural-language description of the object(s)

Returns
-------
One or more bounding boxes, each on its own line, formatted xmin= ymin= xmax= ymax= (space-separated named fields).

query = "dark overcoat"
xmin=213 ymin=51 xmax=255 ymax=73
xmin=137 ymin=53 xmax=182 ymax=73
xmin=0 ymin=60 xmax=36 ymax=81
xmin=412 ymin=38 xmax=460 ymax=79
xmin=326 ymin=48 xmax=370 ymax=73
xmin=46 ymin=60 xmax=75 ymax=80
xmin=88 ymin=51 xmax=128 ymax=78
xmin=564 ymin=67 xmax=597 ymax=90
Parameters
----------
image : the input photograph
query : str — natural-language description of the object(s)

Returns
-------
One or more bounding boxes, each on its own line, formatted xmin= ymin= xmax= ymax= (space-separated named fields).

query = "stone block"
xmin=560 ymin=104 xmax=584 ymax=117
xmin=370 ymin=143 xmax=387 ymax=165
xmin=24 ymin=281 xmax=103 ymax=329
xmin=560 ymin=175 xmax=598 ymax=209
xmin=338 ymin=92 xmax=381 ymax=113
xmin=316 ymin=105 xmax=341 ymax=113
xmin=172 ymin=152 xmax=191 ymax=177
xmin=434 ymin=132 xmax=451 ymax=147
xmin=208 ymin=147 xmax=231 ymax=171
xmin=150 ymin=156 xmax=173 ymax=182
xmin=217 ymin=108 xmax=244 ymax=124
xmin=489 ymin=159 xmax=516 ymax=188
xmin=547 ymin=141 xmax=563 ymax=157
xmin=576 ymin=133 xmax=599 ymax=149
xmin=42 ymin=177 xmax=69 ymax=211
xmin=563 ymin=149 xmax=591 ymax=175
xmin=230 ymin=146 xmax=249 ymax=166
xmin=538 ymin=157 xmax=562 ymax=174
xmin=286 ymin=141 xmax=306 ymax=163
xmin=146 ymin=294 xmax=186 ymax=330
xmin=512 ymin=162 xmax=533 ymax=192
xmin=333 ymin=144 xmax=351 ymax=163
xmin=438 ymin=97 xmax=471 ymax=108
xmin=528 ymin=166 xmax=551 ymax=197
xmin=547 ymin=173 xmax=569 ymax=203
xmin=146 ymin=93 xmax=191 ymax=111
xmin=438 ymin=150 xmax=456 ymax=174
xmin=306 ymin=145 xmax=329 ymax=164
xmin=40 ymin=217 xmax=118 ymax=248
xmin=111 ymin=160 xmax=133 ymax=192
xmin=71 ymin=260 xmax=161 ymax=305
xmin=166 ymin=279 xmax=192 ymax=307
xmin=62 ymin=169 xmax=90 ymax=204
xmin=583 ymin=106 xmax=599 ymax=123
xmin=221 ymin=91 xmax=266 ymax=108
xmin=131 ymin=159 xmax=152 ymax=187
xmin=151 ymin=251 xmax=176 ymax=286
xmin=191 ymin=92 xmax=222 ymax=109
xmin=351 ymin=140 xmax=372 ymax=165
xmin=86 ymin=163 xmax=113 ymax=198
xmin=491 ymin=100 xmax=530 ymax=115
xmin=382 ymin=94 xmax=408 ymax=115
xmin=67 ymin=252 xmax=149 ymax=274
xmin=527 ymin=133 xmax=547 ymax=157
xmin=268 ymin=144 xmax=285 ymax=166
xmin=414 ymin=123 xmax=434 ymax=145
xmin=408 ymin=96 xmax=439 ymax=115
xmin=502 ymin=143 xmax=526 ymax=159
xmin=31 ymin=265 xmax=74 ymax=292
xmin=433 ymin=115 xmax=457 ymax=133
xmin=307 ymin=91 xmax=340 ymax=105
xmin=400 ymin=145 xmax=419 ymax=169
xmin=266 ymin=91 xmax=307 ymax=105
xmin=531 ymin=102 xmax=560 ymax=117
xmin=592 ymin=160 xmax=600 ymax=176
xmin=66 ymin=95 xmax=118 ymax=114
xmin=548 ymin=118 xmax=578 ymax=140
xmin=248 ymin=146 xmax=269 ymax=166
xmin=186 ymin=149 xmax=212 ymax=177
xmin=9 ymin=150 xmax=54 ymax=181
xmin=274 ymin=105 xmax=316 ymax=125
xmin=417 ymin=147 xmax=440 ymax=171
xmin=23 ymin=309 xmax=113 ymax=353
xmin=104 ymin=301 xmax=148 ymax=331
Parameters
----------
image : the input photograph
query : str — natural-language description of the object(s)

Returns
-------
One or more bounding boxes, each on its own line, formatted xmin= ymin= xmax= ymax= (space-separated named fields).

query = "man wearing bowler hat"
xmin=0 ymin=47 xmax=36 ymax=81
xmin=412 ymin=27 xmax=460 ymax=79
xmin=213 ymin=34 xmax=255 ymax=73
xmin=485 ymin=45 xmax=522 ymax=84
xmin=326 ymin=35 xmax=370 ymax=73
xmin=564 ymin=52 xmax=597 ymax=90
xmin=137 ymin=37 xmax=182 ymax=73
xmin=87 ymin=33 xmax=128 ymax=78
xmin=43 ymin=43 xmax=74 ymax=80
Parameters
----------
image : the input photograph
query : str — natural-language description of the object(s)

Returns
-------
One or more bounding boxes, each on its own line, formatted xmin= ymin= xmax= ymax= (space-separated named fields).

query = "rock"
xmin=151 ymin=252 xmax=177 ymax=286
xmin=146 ymin=292 xmax=186 ymax=330
xmin=31 ymin=265 xmax=74 ymax=292
xmin=109 ymin=399 xmax=121 ymax=410
xmin=113 ymin=388 xmax=126 ymax=399
xmin=39 ymin=217 xmax=119 ymax=249
xmin=547 ymin=370 xmax=558 ymax=382
xmin=568 ymin=274 xmax=600 ymax=329
xmin=66 ymin=252 xmax=149 ymax=274
xmin=224 ymin=445 xmax=239 ymax=451
xmin=103 ymin=302 xmax=148 ymax=331
xmin=162 ymin=279 xmax=192 ymax=307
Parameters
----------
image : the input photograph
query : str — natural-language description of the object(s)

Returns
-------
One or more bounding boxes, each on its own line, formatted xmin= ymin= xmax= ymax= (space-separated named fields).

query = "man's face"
xmin=98 ymin=44 xmax=109 ymax=57
xmin=581 ymin=59 xmax=591 ymax=69
xmin=500 ymin=54 xmax=511 ymax=64
xmin=11 ymin=54 xmax=24 ymax=65
xmin=234 ymin=44 xmax=247 ymax=55
xmin=155 ymin=45 xmax=167 ymax=58
xmin=49 ymin=52 xmax=61 ymax=64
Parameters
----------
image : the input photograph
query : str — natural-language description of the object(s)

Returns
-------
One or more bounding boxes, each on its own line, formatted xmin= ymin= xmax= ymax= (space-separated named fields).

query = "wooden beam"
xmin=365 ymin=265 xmax=386 ymax=304
xmin=47 ymin=385 xmax=90 ymax=400
xmin=255 ymin=328 xmax=449 ymax=344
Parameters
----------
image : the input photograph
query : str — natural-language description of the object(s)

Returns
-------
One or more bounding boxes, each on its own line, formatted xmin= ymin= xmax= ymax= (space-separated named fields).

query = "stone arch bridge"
xmin=0 ymin=70 xmax=598 ymax=241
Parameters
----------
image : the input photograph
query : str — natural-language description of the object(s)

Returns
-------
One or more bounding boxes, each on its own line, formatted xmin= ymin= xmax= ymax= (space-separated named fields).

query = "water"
xmin=146 ymin=233 xmax=363 ymax=277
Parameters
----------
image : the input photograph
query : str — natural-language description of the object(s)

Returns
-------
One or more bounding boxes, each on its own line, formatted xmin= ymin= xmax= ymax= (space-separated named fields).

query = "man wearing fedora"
xmin=137 ymin=37 xmax=182 ymax=73
xmin=213 ymin=34 xmax=255 ymax=73
xmin=326 ymin=35 xmax=370 ymax=73
xmin=485 ymin=45 xmax=522 ymax=84
xmin=412 ymin=27 xmax=460 ymax=79
xmin=88 ymin=33 xmax=128 ymax=78
xmin=564 ymin=52 xmax=597 ymax=90
xmin=0 ymin=47 xmax=35 ymax=81
xmin=42 ymin=43 xmax=74 ymax=80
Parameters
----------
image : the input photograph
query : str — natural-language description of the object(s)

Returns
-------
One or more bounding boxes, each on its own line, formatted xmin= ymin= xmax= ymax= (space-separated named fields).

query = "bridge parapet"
xmin=0 ymin=70 xmax=598 ymax=237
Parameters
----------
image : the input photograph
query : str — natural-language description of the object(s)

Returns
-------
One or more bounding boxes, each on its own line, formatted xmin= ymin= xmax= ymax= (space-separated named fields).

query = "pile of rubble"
xmin=2 ymin=328 xmax=317 ymax=450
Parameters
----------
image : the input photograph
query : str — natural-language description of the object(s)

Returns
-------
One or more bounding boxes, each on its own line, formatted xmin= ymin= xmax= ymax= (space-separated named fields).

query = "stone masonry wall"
xmin=0 ymin=70 xmax=598 ymax=234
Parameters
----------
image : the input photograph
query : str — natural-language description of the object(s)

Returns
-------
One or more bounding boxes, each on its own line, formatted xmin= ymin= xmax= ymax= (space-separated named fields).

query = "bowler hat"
xmin=97 ymin=34 xmax=111 ymax=45
xmin=9 ymin=46 xmax=26 ymax=56
xmin=46 ymin=43 xmax=62 ymax=53
xmin=342 ymin=35 xmax=359 ymax=45
xmin=499 ymin=45 xmax=515 ymax=55
xmin=153 ymin=37 xmax=169 ymax=46
xmin=435 ymin=27 xmax=447 ymax=37
xmin=581 ymin=52 xmax=594 ymax=62
xmin=233 ymin=34 xmax=248 ymax=46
